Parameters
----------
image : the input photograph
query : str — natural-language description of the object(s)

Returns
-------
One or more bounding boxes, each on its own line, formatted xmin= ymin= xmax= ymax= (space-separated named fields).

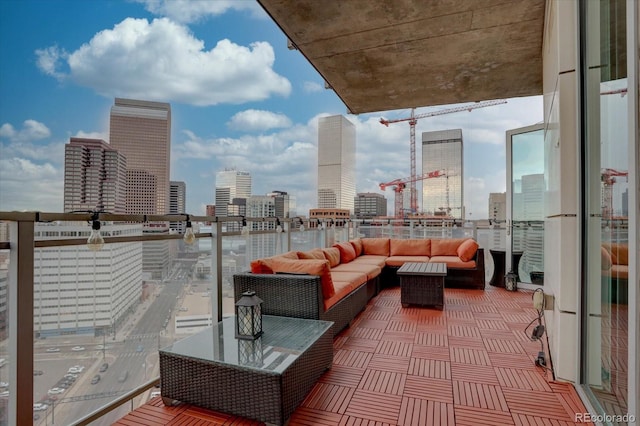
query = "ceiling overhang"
xmin=258 ymin=0 xmax=545 ymax=114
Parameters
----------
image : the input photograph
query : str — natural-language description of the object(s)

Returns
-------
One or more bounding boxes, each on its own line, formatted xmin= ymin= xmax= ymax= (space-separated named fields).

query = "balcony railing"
xmin=0 ymin=212 xmax=517 ymax=425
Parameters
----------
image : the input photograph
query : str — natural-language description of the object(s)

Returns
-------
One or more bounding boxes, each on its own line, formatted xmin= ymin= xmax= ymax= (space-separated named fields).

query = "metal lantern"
xmin=235 ymin=290 xmax=263 ymax=340
xmin=505 ymin=270 xmax=518 ymax=292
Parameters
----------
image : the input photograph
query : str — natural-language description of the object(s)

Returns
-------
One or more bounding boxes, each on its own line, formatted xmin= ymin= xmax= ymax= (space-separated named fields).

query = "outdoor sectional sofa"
xmin=234 ymin=237 xmax=485 ymax=337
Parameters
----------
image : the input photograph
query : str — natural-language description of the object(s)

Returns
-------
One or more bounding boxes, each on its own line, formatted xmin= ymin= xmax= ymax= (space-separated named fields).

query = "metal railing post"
xmin=213 ymin=220 xmax=223 ymax=323
xmin=8 ymin=215 xmax=35 ymax=426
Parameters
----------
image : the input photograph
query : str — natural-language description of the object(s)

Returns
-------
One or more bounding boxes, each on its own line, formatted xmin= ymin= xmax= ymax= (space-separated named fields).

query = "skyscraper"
xmin=215 ymin=169 xmax=252 ymax=217
xmin=109 ymin=98 xmax=171 ymax=214
xmin=317 ymin=115 xmax=356 ymax=213
xmin=63 ymin=138 xmax=127 ymax=213
xmin=421 ymin=129 xmax=463 ymax=219
xmin=170 ymin=181 xmax=186 ymax=233
xmin=488 ymin=192 xmax=507 ymax=222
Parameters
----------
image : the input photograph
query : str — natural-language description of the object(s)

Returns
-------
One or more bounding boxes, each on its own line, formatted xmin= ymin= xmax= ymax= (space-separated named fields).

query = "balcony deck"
xmin=114 ymin=286 xmax=591 ymax=425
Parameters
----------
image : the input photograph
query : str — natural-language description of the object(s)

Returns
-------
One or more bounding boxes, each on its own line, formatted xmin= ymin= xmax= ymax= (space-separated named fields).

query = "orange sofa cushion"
xmin=350 ymin=238 xmax=364 ymax=256
xmin=297 ymin=248 xmax=326 ymax=260
xmin=390 ymin=239 xmax=431 ymax=256
xmin=334 ymin=242 xmax=357 ymax=263
xmin=456 ymin=239 xmax=479 ymax=262
xmin=431 ymin=238 xmax=467 ymax=256
xmin=361 ymin=238 xmax=390 ymax=256
xmin=429 ymin=256 xmax=476 ymax=269
xmin=249 ymin=251 xmax=299 ymax=274
xmin=270 ymin=258 xmax=335 ymax=299
xmin=322 ymin=247 xmax=341 ymax=268
xmin=324 ymin=280 xmax=355 ymax=311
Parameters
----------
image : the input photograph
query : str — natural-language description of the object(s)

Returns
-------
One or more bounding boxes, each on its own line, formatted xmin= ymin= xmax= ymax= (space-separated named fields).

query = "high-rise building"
xmin=317 ymin=115 xmax=356 ymax=213
xmin=109 ymin=98 xmax=171 ymax=215
xmin=267 ymin=191 xmax=296 ymax=219
xmin=488 ymin=192 xmax=507 ymax=222
xmin=170 ymin=181 xmax=186 ymax=234
xmin=63 ymin=138 xmax=127 ymax=214
xmin=354 ymin=193 xmax=387 ymax=219
xmin=33 ymin=222 xmax=143 ymax=337
xmin=215 ymin=169 xmax=252 ymax=217
xmin=421 ymin=129 xmax=463 ymax=219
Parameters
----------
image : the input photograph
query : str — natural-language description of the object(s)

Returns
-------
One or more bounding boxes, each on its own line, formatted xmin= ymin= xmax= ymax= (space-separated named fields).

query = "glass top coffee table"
xmin=159 ymin=315 xmax=333 ymax=425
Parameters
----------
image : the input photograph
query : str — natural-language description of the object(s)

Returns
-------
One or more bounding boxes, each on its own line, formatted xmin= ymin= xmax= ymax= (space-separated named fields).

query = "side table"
xmin=397 ymin=262 xmax=447 ymax=310
xmin=489 ymin=250 xmax=523 ymax=287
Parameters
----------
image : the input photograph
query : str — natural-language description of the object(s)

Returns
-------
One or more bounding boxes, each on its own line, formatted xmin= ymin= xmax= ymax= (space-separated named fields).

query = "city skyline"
xmin=0 ymin=1 xmax=543 ymax=219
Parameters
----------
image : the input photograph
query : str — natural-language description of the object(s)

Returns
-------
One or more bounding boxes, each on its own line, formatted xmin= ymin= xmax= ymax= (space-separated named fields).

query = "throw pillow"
xmin=350 ymin=238 xmax=363 ymax=256
xmin=270 ymin=258 xmax=335 ymax=299
xmin=322 ymin=247 xmax=341 ymax=268
xmin=297 ymin=248 xmax=326 ymax=260
xmin=456 ymin=239 xmax=479 ymax=262
xmin=334 ymin=241 xmax=357 ymax=263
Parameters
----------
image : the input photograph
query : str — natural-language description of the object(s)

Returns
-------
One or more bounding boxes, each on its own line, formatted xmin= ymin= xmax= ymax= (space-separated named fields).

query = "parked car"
xmin=33 ymin=370 xmax=44 ymax=376
xmin=71 ymin=346 xmax=85 ymax=352
xmin=45 ymin=347 xmax=60 ymax=353
xmin=47 ymin=388 xmax=64 ymax=395
xmin=33 ymin=403 xmax=48 ymax=411
xmin=0 ymin=382 xmax=8 ymax=388
xmin=0 ymin=391 xmax=8 ymax=398
xmin=99 ymin=362 xmax=109 ymax=372
xmin=90 ymin=374 xmax=100 ymax=385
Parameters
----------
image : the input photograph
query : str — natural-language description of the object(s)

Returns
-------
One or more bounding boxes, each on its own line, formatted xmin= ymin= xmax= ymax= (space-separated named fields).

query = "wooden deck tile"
xmin=116 ymin=287 xmax=595 ymax=426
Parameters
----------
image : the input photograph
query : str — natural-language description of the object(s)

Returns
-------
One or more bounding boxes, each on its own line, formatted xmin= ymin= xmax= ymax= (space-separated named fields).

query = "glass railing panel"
xmin=31 ymin=221 xmax=216 ymax=425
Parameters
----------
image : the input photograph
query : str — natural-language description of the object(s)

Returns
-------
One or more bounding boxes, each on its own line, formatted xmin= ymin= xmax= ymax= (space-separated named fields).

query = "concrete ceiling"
xmin=258 ymin=0 xmax=545 ymax=114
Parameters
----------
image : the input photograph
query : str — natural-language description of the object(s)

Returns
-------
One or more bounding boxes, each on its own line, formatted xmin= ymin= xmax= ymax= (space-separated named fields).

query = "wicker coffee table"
xmin=397 ymin=262 xmax=447 ymax=310
xmin=159 ymin=315 xmax=333 ymax=425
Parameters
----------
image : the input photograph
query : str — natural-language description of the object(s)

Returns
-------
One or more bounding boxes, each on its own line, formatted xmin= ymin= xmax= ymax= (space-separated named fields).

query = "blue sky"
xmin=0 ymin=0 xmax=543 ymax=219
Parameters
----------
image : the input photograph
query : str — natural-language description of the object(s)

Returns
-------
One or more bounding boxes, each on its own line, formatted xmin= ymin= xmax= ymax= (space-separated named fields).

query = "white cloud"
xmin=37 ymin=18 xmax=291 ymax=106
xmin=135 ymin=0 xmax=265 ymax=24
xmin=0 ymin=120 xmax=51 ymax=143
xmin=0 ymin=158 xmax=63 ymax=212
xmin=34 ymin=45 xmax=67 ymax=81
xmin=74 ymin=130 xmax=109 ymax=141
xmin=227 ymin=109 xmax=292 ymax=132
xmin=303 ymin=81 xmax=323 ymax=93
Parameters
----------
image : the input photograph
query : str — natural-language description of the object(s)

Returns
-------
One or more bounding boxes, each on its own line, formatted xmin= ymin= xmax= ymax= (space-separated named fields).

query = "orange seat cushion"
xmin=456 ymin=239 xmax=479 ymax=262
xmin=322 ymin=247 xmax=341 ymax=268
xmin=390 ymin=239 xmax=431 ymax=256
xmin=385 ymin=256 xmax=430 ymax=267
xmin=431 ymin=238 xmax=467 ymax=256
xmin=270 ymin=258 xmax=335 ymax=299
xmin=361 ymin=238 xmax=390 ymax=256
xmin=324 ymin=280 xmax=354 ymax=311
xmin=429 ymin=256 xmax=476 ymax=269
xmin=334 ymin=242 xmax=357 ymax=263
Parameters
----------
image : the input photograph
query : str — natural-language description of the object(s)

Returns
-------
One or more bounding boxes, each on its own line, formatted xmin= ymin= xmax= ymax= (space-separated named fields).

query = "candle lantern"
xmin=505 ymin=270 xmax=518 ymax=292
xmin=235 ymin=290 xmax=263 ymax=340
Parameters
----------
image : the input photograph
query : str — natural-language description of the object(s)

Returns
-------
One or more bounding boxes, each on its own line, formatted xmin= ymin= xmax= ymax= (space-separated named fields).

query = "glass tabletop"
xmin=160 ymin=315 xmax=333 ymax=373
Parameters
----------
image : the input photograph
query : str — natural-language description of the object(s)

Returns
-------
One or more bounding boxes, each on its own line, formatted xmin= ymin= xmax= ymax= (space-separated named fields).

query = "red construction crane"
xmin=380 ymin=99 xmax=507 ymax=214
xmin=601 ymin=168 xmax=628 ymax=219
xmin=380 ymin=170 xmax=446 ymax=218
